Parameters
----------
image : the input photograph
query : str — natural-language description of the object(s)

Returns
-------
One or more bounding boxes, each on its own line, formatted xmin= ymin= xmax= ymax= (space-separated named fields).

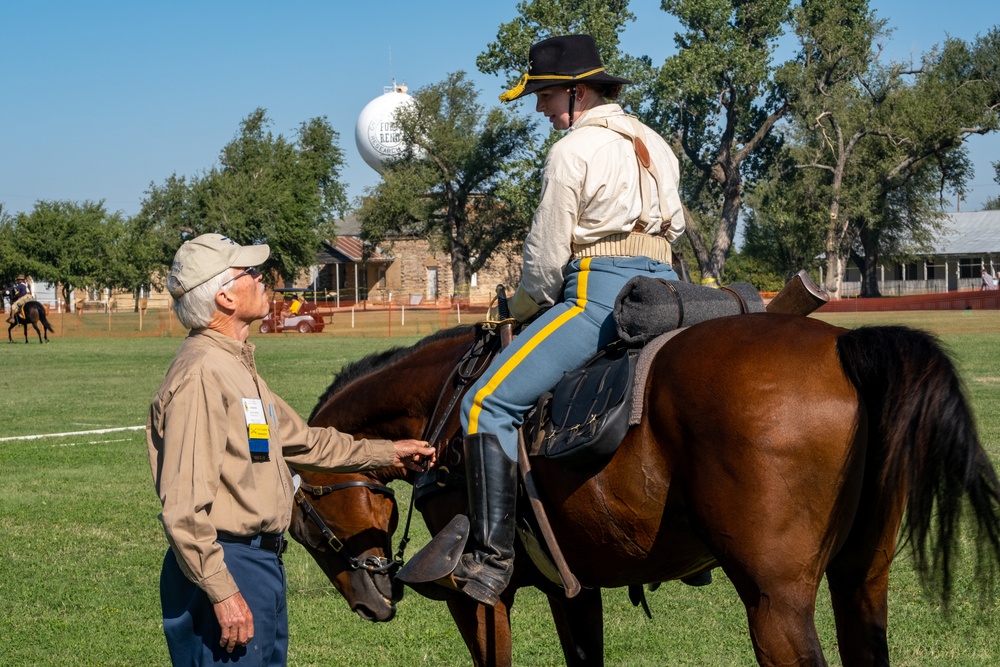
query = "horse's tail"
xmin=837 ymin=325 xmax=1000 ymax=603
xmin=40 ymin=309 xmax=54 ymax=333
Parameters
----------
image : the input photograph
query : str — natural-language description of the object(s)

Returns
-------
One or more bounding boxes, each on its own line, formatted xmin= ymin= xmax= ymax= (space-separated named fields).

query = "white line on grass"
xmin=53 ymin=438 xmax=133 ymax=448
xmin=0 ymin=425 xmax=145 ymax=443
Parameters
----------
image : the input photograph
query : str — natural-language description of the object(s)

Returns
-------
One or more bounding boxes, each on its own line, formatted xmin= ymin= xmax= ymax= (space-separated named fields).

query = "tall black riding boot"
xmin=452 ymin=432 xmax=518 ymax=606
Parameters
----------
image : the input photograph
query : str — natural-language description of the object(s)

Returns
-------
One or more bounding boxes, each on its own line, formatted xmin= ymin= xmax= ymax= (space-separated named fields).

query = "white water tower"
xmin=355 ymin=83 xmax=417 ymax=173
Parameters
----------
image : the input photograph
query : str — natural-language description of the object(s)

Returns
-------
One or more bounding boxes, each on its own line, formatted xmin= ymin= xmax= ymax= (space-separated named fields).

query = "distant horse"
xmin=4 ymin=288 xmax=54 ymax=343
xmin=289 ymin=316 xmax=1000 ymax=666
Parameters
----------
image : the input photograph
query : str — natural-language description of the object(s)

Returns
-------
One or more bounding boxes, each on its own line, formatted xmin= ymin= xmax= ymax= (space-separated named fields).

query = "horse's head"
xmin=289 ymin=325 xmax=479 ymax=621
xmin=289 ymin=469 xmax=404 ymax=622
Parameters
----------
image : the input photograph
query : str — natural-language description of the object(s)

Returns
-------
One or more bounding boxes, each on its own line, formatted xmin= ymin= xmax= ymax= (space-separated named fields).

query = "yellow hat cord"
xmin=499 ymin=67 xmax=606 ymax=102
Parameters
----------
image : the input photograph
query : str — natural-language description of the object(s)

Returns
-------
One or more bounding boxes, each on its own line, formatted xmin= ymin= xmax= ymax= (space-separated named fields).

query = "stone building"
xmin=308 ymin=214 xmax=521 ymax=307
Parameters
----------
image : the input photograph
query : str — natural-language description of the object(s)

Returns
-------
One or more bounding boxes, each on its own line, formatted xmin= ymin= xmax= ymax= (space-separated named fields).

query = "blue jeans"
xmin=160 ymin=542 xmax=288 ymax=666
xmin=462 ymin=256 xmax=678 ymax=460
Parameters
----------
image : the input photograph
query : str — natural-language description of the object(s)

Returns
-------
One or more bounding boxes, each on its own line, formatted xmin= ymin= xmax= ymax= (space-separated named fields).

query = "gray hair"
xmin=172 ymin=268 xmax=234 ymax=329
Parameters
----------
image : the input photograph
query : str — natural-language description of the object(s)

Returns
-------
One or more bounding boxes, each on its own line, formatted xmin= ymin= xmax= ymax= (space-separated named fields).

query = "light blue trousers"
xmin=461 ymin=256 xmax=678 ymax=461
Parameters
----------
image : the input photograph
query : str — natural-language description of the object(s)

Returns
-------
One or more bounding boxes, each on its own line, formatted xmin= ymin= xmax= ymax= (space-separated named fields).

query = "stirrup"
xmin=396 ymin=514 xmax=470 ymax=585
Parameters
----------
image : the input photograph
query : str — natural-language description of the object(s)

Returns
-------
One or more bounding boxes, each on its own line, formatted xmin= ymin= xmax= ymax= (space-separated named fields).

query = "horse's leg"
xmin=723 ymin=569 xmax=828 ymax=666
xmin=826 ymin=562 xmax=891 ymax=667
xmin=445 ymin=594 xmax=513 ymax=667
xmin=678 ymin=437 xmax=838 ymax=665
xmin=546 ymin=586 xmax=603 ymax=665
xmin=673 ymin=440 xmax=837 ymax=665
xmin=823 ymin=492 xmax=903 ymax=666
xmin=32 ymin=321 xmax=42 ymax=343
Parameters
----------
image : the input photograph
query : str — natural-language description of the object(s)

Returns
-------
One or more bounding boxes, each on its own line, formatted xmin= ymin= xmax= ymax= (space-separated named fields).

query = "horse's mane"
xmin=308 ymin=323 xmax=478 ymax=422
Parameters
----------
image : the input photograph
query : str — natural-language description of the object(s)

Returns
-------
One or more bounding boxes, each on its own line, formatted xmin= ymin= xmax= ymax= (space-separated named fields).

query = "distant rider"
xmin=6 ymin=276 xmax=35 ymax=323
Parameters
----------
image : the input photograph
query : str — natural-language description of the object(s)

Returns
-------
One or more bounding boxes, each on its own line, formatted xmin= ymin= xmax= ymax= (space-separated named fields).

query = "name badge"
xmin=242 ymin=398 xmax=270 ymax=462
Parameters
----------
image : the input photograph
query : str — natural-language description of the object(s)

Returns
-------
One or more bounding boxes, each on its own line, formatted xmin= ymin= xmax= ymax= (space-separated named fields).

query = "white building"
xmin=835 ymin=211 xmax=1000 ymax=297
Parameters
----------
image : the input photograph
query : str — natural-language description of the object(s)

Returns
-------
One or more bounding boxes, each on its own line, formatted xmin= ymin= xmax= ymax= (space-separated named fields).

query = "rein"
xmin=394 ymin=323 xmax=503 ymax=562
xmin=296 ymin=314 xmax=506 ymax=574
xmin=294 ymin=479 xmax=401 ymax=574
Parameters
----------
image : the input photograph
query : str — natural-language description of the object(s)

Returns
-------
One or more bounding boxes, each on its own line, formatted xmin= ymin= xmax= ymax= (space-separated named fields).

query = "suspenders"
xmin=574 ymin=115 xmax=676 ymax=235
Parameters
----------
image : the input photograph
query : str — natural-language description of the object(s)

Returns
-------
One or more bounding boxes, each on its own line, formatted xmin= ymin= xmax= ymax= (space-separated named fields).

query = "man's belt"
xmin=216 ymin=531 xmax=288 ymax=556
xmin=571 ymin=232 xmax=673 ymax=264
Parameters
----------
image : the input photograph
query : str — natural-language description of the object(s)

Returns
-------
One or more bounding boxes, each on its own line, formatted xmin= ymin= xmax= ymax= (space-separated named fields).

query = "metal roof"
xmin=335 ymin=213 xmax=362 ymax=236
xmin=931 ymin=211 xmax=1000 ymax=255
xmin=318 ymin=236 xmax=388 ymax=264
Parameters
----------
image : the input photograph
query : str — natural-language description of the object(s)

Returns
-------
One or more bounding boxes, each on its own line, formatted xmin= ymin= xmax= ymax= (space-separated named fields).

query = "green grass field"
xmin=1 ymin=310 xmax=998 ymax=666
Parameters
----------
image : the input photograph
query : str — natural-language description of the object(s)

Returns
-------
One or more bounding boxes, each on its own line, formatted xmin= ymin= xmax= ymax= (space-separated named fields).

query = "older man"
xmin=147 ymin=233 xmax=434 ymax=665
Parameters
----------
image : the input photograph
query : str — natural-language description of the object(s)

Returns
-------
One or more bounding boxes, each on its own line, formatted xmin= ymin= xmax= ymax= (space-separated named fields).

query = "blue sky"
xmin=2 ymin=0 xmax=997 ymax=219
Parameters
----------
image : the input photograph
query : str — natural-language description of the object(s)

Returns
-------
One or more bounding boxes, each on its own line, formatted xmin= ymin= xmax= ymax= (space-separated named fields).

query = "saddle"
xmin=523 ymin=343 xmax=639 ymax=465
xmin=523 ymin=278 xmax=764 ymax=466
xmin=9 ymin=295 xmax=38 ymax=323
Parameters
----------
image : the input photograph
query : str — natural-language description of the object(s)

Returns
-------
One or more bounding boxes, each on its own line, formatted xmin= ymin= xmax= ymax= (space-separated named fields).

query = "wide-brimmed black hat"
xmin=500 ymin=34 xmax=631 ymax=102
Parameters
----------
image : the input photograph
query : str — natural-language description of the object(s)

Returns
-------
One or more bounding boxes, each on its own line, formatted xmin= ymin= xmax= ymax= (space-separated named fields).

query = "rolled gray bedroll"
xmin=614 ymin=269 xmax=828 ymax=345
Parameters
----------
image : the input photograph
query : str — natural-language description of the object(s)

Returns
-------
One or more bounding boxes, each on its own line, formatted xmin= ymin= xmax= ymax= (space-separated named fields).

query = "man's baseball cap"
xmin=167 ymin=233 xmax=270 ymax=298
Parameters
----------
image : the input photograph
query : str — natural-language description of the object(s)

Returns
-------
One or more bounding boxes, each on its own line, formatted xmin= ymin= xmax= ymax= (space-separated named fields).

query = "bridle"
xmin=293 ymin=479 xmax=401 ymax=574
xmin=293 ymin=318 xmax=505 ymax=576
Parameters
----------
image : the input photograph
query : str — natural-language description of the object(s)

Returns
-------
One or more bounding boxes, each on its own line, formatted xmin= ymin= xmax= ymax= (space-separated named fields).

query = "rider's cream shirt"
xmin=512 ymin=104 xmax=685 ymax=321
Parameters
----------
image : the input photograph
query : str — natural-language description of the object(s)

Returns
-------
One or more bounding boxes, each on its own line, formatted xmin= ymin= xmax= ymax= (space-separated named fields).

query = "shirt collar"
xmin=569 ymin=103 xmax=624 ymax=131
xmin=189 ymin=327 xmax=256 ymax=359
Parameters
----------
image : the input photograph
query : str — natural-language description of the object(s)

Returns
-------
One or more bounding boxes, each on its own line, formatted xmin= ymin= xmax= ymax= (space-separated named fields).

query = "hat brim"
xmin=503 ymin=72 xmax=632 ymax=102
xmin=234 ymin=243 xmax=271 ymax=268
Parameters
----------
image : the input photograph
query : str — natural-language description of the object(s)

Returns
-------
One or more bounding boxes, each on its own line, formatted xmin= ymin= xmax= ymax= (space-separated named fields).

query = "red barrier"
xmin=818 ymin=290 xmax=1000 ymax=312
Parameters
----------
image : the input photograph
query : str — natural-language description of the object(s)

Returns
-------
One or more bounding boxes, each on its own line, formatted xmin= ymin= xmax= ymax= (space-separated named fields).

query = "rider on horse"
xmin=6 ymin=275 xmax=36 ymax=323
xmin=399 ymin=34 xmax=687 ymax=606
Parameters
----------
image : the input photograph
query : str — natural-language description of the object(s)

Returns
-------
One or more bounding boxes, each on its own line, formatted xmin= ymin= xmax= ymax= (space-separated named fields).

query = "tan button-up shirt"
xmin=147 ymin=328 xmax=395 ymax=602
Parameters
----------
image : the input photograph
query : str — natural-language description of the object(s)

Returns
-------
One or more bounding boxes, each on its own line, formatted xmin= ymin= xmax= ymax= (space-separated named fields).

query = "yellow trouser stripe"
xmin=467 ymin=259 xmax=592 ymax=434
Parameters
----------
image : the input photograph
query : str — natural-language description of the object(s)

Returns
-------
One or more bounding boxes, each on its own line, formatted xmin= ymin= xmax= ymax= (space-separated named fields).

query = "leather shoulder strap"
xmin=575 ymin=115 xmax=667 ymax=234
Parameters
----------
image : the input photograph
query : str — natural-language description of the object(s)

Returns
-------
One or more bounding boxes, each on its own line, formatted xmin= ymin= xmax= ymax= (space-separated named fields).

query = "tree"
xmin=357 ymin=72 xmax=536 ymax=298
xmin=201 ymin=109 xmax=347 ymax=284
xmin=741 ymin=151 xmax=829 ymax=280
xmin=771 ymin=0 xmax=887 ymax=296
xmin=104 ymin=213 xmax=167 ymax=311
xmin=651 ymin=0 xmax=796 ymax=287
xmin=986 ymin=162 xmax=1000 ymax=210
xmin=477 ymin=0 xmax=658 ymax=114
xmin=15 ymin=200 xmax=115 ymax=309
xmin=0 ymin=205 xmax=26 ymax=289
xmin=819 ymin=129 xmax=960 ymax=298
xmin=782 ymin=21 xmax=1000 ymax=296
xmin=133 ymin=174 xmax=202 ymax=283
xmin=138 ymin=109 xmax=351 ymax=286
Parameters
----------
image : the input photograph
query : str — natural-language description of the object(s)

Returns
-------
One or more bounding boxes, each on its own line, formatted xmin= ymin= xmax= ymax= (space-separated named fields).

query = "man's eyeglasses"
xmin=223 ymin=266 xmax=261 ymax=286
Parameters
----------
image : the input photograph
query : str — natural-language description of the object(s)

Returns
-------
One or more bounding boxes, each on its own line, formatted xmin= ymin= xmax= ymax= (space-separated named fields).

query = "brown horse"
xmin=4 ymin=288 xmax=54 ymax=343
xmin=288 ymin=315 xmax=1000 ymax=666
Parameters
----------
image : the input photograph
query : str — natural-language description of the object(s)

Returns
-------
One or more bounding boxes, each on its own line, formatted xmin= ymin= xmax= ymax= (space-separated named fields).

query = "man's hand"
xmin=213 ymin=592 xmax=254 ymax=653
xmin=391 ymin=439 xmax=436 ymax=471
